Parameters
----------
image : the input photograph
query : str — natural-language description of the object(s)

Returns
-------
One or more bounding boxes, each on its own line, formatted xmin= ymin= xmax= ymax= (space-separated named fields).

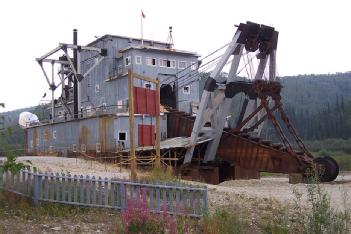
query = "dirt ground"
xmin=13 ymin=156 xmax=351 ymax=212
xmin=0 ymin=156 xmax=349 ymax=233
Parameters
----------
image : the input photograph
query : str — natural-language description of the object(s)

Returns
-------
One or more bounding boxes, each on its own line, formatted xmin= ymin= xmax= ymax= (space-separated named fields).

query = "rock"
xmin=51 ymin=227 xmax=61 ymax=231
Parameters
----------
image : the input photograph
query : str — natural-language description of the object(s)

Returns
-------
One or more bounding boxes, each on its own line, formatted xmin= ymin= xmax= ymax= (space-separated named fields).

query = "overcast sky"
xmin=0 ymin=0 xmax=350 ymax=111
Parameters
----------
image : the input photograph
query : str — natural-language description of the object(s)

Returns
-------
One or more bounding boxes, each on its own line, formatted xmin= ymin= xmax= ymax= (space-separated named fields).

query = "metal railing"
xmin=0 ymin=168 xmax=207 ymax=217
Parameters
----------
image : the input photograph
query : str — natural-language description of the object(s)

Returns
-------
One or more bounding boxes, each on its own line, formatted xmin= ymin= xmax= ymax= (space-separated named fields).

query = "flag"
xmin=141 ymin=10 xmax=145 ymax=19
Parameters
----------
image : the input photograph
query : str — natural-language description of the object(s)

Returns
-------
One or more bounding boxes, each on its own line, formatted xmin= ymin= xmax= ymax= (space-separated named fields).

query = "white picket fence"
xmin=0 ymin=168 xmax=207 ymax=217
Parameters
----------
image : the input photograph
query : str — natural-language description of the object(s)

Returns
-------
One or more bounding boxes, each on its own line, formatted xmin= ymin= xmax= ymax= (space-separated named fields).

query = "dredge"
xmin=23 ymin=22 xmax=339 ymax=184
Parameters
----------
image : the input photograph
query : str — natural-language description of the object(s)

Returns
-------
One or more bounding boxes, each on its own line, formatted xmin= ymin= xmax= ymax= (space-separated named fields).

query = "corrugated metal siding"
xmin=26 ymin=114 xmax=167 ymax=155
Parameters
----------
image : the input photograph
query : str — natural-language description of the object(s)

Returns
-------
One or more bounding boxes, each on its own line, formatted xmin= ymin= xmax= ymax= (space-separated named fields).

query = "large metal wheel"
xmin=313 ymin=156 xmax=339 ymax=182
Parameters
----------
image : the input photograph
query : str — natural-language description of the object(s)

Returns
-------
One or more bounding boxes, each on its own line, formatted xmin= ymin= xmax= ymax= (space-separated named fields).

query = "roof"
xmin=87 ymin=34 xmax=170 ymax=47
xmin=118 ymin=45 xmax=199 ymax=57
xmin=121 ymin=136 xmax=211 ymax=152
xmin=87 ymin=34 xmax=200 ymax=57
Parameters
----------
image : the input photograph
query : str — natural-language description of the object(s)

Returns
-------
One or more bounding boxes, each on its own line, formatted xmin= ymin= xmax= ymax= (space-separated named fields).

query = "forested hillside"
xmin=199 ymin=72 xmax=351 ymax=141
xmin=1 ymin=72 xmax=351 ymax=155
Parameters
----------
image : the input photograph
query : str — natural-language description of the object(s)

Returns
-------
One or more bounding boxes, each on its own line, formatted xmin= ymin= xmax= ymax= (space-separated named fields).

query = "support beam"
xmin=73 ymin=29 xmax=78 ymax=119
xmin=128 ymin=70 xmax=137 ymax=180
xmin=183 ymin=30 xmax=242 ymax=164
xmin=203 ymin=45 xmax=244 ymax=162
xmin=77 ymin=49 xmax=81 ymax=116
xmin=155 ymin=78 xmax=161 ymax=168
xmin=51 ymin=62 xmax=55 ymax=123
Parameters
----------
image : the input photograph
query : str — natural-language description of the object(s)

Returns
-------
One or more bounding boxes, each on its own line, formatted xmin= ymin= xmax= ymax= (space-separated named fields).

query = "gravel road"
xmin=13 ymin=156 xmax=351 ymax=212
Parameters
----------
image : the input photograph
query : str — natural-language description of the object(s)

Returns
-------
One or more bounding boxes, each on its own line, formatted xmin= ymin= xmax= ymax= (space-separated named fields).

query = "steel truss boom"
xmin=184 ymin=22 xmax=279 ymax=164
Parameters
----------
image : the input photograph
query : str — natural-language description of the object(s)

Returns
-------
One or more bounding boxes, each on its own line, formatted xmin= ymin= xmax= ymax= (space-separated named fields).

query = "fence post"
xmin=149 ymin=180 xmax=154 ymax=211
xmin=110 ymin=179 xmax=115 ymax=208
xmin=104 ymin=177 xmax=108 ymax=206
xmin=16 ymin=172 xmax=21 ymax=193
xmin=67 ymin=174 xmax=72 ymax=203
xmin=155 ymin=180 xmax=160 ymax=212
xmin=33 ymin=173 xmax=39 ymax=206
xmin=92 ymin=176 xmax=96 ymax=205
xmin=0 ymin=167 xmax=3 ymax=189
xmin=121 ymin=178 xmax=126 ymax=210
xmin=176 ymin=183 xmax=180 ymax=214
xmin=86 ymin=175 xmax=91 ymax=205
xmin=203 ymin=187 xmax=208 ymax=215
xmin=61 ymin=173 xmax=66 ymax=202
xmin=21 ymin=170 xmax=26 ymax=194
xmin=98 ymin=177 xmax=102 ymax=205
xmin=79 ymin=175 xmax=84 ymax=204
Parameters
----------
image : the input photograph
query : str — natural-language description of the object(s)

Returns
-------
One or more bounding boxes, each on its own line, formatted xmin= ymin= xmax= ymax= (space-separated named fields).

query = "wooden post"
xmin=155 ymin=78 xmax=161 ymax=168
xmin=128 ymin=70 xmax=137 ymax=180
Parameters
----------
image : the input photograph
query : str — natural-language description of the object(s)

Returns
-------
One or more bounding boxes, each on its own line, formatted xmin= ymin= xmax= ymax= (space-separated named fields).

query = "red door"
xmin=138 ymin=124 xmax=155 ymax=146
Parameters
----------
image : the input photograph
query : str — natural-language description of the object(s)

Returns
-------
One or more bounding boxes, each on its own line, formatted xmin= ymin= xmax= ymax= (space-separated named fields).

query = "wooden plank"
xmin=169 ymin=182 xmax=174 ymax=213
xmin=50 ymin=173 xmax=55 ymax=201
xmin=135 ymin=179 xmax=140 ymax=207
xmin=196 ymin=189 xmax=201 ymax=215
xmin=98 ymin=177 xmax=102 ymax=205
xmin=116 ymin=179 xmax=121 ymax=208
xmin=16 ymin=173 xmax=20 ymax=193
xmin=73 ymin=175 xmax=78 ymax=203
xmin=55 ymin=173 xmax=60 ymax=201
xmin=132 ymin=72 xmax=158 ymax=84
xmin=21 ymin=170 xmax=26 ymax=194
xmin=92 ymin=176 xmax=96 ymax=205
xmin=86 ymin=176 xmax=91 ymax=205
xmin=104 ymin=178 xmax=108 ymax=206
xmin=44 ymin=172 xmax=49 ymax=199
xmin=182 ymin=189 xmax=188 ymax=213
xmin=79 ymin=175 xmax=84 ymax=204
xmin=189 ymin=189 xmax=194 ymax=214
xmin=128 ymin=69 xmax=137 ymax=180
xmin=149 ymin=180 xmax=154 ymax=210
xmin=110 ymin=180 xmax=115 ymax=208
xmin=155 ymin=180 xmax=160 ymax=212
xmin=162 ymin=182 xmax=167 ymax=212
xmin=155 ymin=78 xmax=161 ymax=168
xmin=121 ymin=179 xmax=126 ymax=209
xmin=141 ymin=180 xmax=147 ymax=206
xmin=27 ymin=170 xmax=31 ymax=193
xmin=61 ymin=174 xmax=66 ymax=202
xmin=176 ymin=184 xmax=180 ymax=213
xmin=67 ymin=174 xmax=72 ymax=203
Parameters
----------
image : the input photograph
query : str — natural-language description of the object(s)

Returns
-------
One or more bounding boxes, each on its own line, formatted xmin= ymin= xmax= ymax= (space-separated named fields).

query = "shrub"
xmin=117 ymin=197 xmax=184 ymax=234
xmin=202 ymin=208 xmax=248 ymax=234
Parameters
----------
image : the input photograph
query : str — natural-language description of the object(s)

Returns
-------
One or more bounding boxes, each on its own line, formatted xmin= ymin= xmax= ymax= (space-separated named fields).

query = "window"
xmin=159 ymin=59 xmax=167 ymax=67
xmin=81 ymin=144 xmax=86 ymax=153
xmin=169 ymin=60 xmax=176 ymax=68
xmin=191 ymin=62 xmax=197 ymax=70
xmin=96 ymin=142 xmax=101 ymax=153
xmin=125 ymin=56 xmax=131 ymax=66
xmin=117 ymin=65 xmax=123 ymax=74
xmin=178 ymin=61 xmax=187 ymax=69
xmin=95 ymin=84 xmax=100 ymax=93
xmin=146 ymin=57 xmax=157 ymax=66
xmin=118 ymin=131 xmax=127 ymax=141
xmin=72 ymin=144 xmax=77 ymax=152
xmin=183 ymin=85 xmax=191 ymax=94
xmin=135 ymin=56 xmax=142 ymax=64
xmin=144 ymin=83 xmax=152 ymax=89
xmin=160 ymin=59 xmax=176 ymax=68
